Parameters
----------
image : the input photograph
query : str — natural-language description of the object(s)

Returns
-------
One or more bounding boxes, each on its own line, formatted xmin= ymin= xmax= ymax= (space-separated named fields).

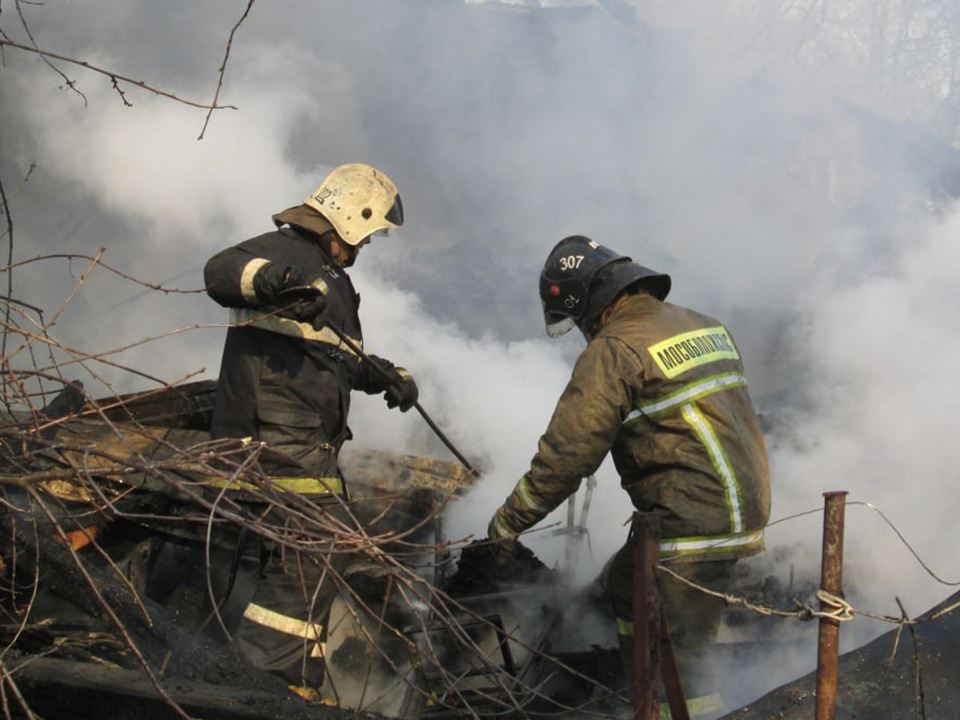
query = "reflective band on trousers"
xmin=229 ymin=307 xmax=362 ymax=350
xmin=660 ymin=692 xmax=725 ymax=719
xmin=205 ymin=475 xmax=345 ymax=495
xmin=243 ymin=602 xmax=326 ymax=658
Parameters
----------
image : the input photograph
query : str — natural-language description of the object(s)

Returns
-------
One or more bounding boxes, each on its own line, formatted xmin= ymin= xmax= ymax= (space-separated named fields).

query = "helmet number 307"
xmin=559 ymin=255 xmax=585 ymax=271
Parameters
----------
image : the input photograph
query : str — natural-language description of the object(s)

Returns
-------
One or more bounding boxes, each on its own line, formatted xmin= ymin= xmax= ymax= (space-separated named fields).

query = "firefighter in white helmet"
xmin=486 ymin=235 xmax=771 ymax=718
xmin=203 ymin=163 xmax=418 ymax=693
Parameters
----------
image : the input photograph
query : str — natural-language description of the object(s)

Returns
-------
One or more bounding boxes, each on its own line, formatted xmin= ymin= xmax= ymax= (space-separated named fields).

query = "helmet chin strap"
xmin=580 ymin=292 xmax=634 ymax=339
xmin=327 ymin=238 xmax=359 ymax=267
xmin=342 ymin=242 xmax=361 ymax=267
xmin=576 ymin=313 xmax=600 ymax=341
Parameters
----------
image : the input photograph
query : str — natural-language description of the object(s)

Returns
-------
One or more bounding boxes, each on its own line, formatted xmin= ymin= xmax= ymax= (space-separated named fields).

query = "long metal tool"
xmin=324 ymin=320 xmax=478 ymax=476
xmin=563 ymin=475 xmax=596 ymax=572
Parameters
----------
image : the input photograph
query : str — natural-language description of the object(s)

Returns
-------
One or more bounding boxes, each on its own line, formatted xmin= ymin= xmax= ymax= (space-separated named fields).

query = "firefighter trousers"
xmin=608 ymin=542 xmax=736 ymax=715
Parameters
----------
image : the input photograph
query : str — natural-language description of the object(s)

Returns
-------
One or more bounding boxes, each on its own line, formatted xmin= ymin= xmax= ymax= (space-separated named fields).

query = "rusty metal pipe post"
xmin=632 ymin=512 xmax=662 ymax=720
xmin=659 ymin=607 xmax=691 ymax=720
xmin=815 ymin=491 xmax=848 ymax=720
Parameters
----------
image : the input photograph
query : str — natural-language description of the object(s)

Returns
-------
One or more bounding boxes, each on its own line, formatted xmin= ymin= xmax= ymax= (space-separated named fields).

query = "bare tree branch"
xmin=12 ymin=0 xmax=88 ymax=106
xmin=0 ymin=38 xmax=239 ymax=111
xmin=198 ymin=0 xmax=257 ymax=140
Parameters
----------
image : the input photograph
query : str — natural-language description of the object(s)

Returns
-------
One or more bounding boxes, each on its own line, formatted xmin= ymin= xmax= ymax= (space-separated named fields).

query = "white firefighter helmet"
xmin=303 ymin=163 xmax=404 ymax=246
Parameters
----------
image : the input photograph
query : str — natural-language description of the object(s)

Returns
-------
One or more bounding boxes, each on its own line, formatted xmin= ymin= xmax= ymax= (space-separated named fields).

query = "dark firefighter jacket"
xmin=491 ymin=292 xmax=771 ymax=562
xmin=204 ymin=218 xmax=398 ymax=493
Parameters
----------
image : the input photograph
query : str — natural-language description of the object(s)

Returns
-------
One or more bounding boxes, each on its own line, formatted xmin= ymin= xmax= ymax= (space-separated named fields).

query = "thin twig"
xmin=198 ymin=0 xmax=257 ymax=139
xmin=0 ymin=39 xmax=239 ymax=111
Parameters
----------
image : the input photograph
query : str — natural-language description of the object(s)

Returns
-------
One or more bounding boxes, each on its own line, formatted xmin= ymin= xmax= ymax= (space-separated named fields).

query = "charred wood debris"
xmin=4 ymin=262 xmax=948 ymax=720
xmin=0 ymin=344 xmax=626 ymax=719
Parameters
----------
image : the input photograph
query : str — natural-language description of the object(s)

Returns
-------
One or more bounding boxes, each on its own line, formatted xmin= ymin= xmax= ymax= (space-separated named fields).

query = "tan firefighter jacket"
xmin=490 ymin=292 xmax=771 ymax=562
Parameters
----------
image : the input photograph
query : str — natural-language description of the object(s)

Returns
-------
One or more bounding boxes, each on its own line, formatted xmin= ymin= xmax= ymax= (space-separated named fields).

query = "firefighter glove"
xmin=277 ymin=284 xmax=330 ymax=330
xmin=254 ymin=263 xmax=304 ymax=303
xmin=384 ymin=368 xmax=418 ymax=412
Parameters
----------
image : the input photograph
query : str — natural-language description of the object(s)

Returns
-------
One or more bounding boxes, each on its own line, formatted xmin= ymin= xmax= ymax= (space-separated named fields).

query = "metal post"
xmin=632 ymin=512 xmax=661 ymax=720
xmin=815 ymin=491 xmax=848 ymax=720
xmin=564 ymin=495 xmax=577 ymax=570
xmin=660 ymin=608 xmax=691 ymax=720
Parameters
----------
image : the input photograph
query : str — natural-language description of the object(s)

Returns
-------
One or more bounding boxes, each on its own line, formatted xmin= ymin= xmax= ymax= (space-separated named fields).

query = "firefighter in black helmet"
xmin=203 ymin=163 xmax=418 ymax=694
xmin=487 ymin=235 xmax=771 ymax=717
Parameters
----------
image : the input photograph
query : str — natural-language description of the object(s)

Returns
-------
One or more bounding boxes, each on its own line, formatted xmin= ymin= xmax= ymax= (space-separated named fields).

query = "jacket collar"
xmin=273 ymin=204 xmax=334 ymax=238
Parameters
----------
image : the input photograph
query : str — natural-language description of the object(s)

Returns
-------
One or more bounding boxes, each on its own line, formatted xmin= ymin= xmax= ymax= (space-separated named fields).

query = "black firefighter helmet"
xmin=539 ymin=235 xmax=671 ymax=338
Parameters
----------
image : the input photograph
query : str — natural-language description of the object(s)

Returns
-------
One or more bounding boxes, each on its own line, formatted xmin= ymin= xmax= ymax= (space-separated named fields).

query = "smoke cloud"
xmin=3 ymin=0 xmax=959 ymax=709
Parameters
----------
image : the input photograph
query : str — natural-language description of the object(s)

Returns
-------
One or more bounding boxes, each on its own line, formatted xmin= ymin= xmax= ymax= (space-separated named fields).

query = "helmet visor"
xmin=544 ymin=313 xmax=576 ymax=338
xmin=385 ymin=193 xmax=404 ymax=227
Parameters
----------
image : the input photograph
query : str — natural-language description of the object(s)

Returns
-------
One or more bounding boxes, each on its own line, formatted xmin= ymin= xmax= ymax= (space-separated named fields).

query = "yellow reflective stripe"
xmin=681 ymin=403 xmax=743 ymax=533
xmin=626 ymin=372 xmax=746 ymax=421
xmin=659 ymin=528 xmax=765 ymax=558
xmin=240 ymin=258 xmax=270 ymax=304
xmin=648 ymin=326 xmax=739 ymax=379
xmin=206 ymin=475 xmax=345 ymax=495
xmin=616 ymin=617 xmax=633 ymax=636
xmin=515 ymin=475 xmax=550 ymax=514
xmin=489 ymin=510 xmax=518 ymax=541
xmin=689 ymin=692 xmax=725 ymax=716
xmin=243 ymin=602 xmax=323 ymax=639
xmin=243 ymin=603 xmax=327 ymax=658
xmin=308 ymin=277 xmax=330 ymax=296
xmin=660 ymin=692 xmax=725 ymax=719
xmin=229 ymin=307 xmax=362 ymax=350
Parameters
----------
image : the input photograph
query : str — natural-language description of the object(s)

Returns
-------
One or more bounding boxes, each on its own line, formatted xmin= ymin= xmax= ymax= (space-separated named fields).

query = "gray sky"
xmin=3 ymin=0 xmax=959 ymax=708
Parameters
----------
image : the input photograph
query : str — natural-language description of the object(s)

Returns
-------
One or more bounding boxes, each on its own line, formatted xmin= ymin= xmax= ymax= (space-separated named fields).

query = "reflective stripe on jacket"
xmin=492 ymin=292 xmax=771 ymax=562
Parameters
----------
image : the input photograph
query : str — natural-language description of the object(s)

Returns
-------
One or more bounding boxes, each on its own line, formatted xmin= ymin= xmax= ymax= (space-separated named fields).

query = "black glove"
xmin=253 ymin=263 xmax=304 ymax=303
xmin=278 ymin=285 xmax=329 ymax=330
xmin=383 ymin=367 xmax=418 ymax=412
xmin=444 ymin=539 xmax=552 ymax=597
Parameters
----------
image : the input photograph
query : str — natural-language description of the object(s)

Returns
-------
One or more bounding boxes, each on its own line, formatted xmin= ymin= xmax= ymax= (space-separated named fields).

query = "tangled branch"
xmin=0 ymin=256 xmax=637 ymax=719
xmin=0 ymin=39 xmax=239 ymax=112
